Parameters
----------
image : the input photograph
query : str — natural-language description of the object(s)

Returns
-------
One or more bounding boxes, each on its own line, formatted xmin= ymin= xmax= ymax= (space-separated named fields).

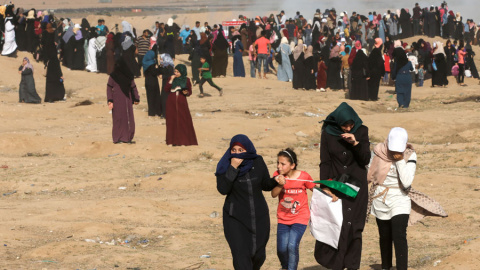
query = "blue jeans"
xmin=418 ymin=78 xmax=424 ymax=87
xmin=277 ymin=223 xmax=307 ymax=270
xmin=257 ymin=54 xmax=268 ymax=75
xmin=250 ymin=60 xmax=256 ymax=78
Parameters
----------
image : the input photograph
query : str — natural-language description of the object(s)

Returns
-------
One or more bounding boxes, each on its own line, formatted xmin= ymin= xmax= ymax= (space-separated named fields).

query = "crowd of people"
xmin=1 ymin=2 xmax=457 ymax=270
xmin=2 ymin=2 xmax=479 ymax=109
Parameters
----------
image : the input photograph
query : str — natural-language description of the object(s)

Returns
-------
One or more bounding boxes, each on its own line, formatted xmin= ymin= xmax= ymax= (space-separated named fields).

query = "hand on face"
xmin=341 ymin=133 xmax=357 ymax=145
xmin=392 ymin=152 xmax=404 ymax=161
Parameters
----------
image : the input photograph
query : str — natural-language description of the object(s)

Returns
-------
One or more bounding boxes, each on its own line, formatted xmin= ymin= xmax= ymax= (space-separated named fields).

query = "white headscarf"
xmin=122 ymin=21 xmax=135 ymax=38
xmin=167 ymin=18 xmax=173 ymax=27
xmin=433 ymin=41 xmax=446 ymax=56
xmin=160 ymin=53 xmax=175 ymax=67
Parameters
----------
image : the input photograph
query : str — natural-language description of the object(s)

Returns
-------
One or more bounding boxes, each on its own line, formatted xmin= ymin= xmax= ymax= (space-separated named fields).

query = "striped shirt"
xmin=136 ymin=37 xmax=151 ymax=56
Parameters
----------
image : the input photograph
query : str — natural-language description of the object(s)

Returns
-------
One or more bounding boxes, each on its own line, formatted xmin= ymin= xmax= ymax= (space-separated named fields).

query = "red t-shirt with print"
xmin=273 ymin=171 xmax=315 ymax=225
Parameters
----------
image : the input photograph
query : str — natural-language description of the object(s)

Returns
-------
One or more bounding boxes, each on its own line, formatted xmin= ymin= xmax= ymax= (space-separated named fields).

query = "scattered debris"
xmin=85 ymin=239 xmax=96 ymax=243
xmin=24 ymin=190 xmax=32 ymax=195
xmin=195 ymin=113 xmax=204 ymax=117
xmin=73 ymin=100 xmax=94 ymax=107
xmin=433 ymin=260 xmax=442 ymax=266
xmin=209 ymin=211 xmax=219 ymax=218
xmin=108 ymin=153 xmax=119 ymax=157
xmin=24 ymin=152 xmax=50 ymax=157
xmin=303 ymin=112 xmax=322 ymax=117
xmin=157 ymin=177 xmax=163 ymax=181
xmin=118 ymin=187 xmax=127 ymax=190
xmin=1 ymin=165 xmax=8 ymax=169
xmin=3 ymin=190 xmax=17 ymax=196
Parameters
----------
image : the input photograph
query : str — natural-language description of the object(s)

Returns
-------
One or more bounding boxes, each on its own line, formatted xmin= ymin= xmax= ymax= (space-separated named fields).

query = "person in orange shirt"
xmin=254 ymin=30 xmax=272 ymax=79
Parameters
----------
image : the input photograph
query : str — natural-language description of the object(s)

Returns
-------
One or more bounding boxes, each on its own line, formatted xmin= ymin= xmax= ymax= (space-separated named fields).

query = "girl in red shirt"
xmin=272 ymin=148 xmax=315 ymax=270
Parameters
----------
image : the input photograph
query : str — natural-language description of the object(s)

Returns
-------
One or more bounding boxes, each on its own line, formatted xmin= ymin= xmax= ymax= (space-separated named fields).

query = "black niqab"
xmin=110 ymin=59 xmax=135 ymax=100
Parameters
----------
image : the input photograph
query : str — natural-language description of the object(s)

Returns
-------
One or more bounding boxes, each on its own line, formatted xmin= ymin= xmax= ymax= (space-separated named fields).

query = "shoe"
xmin=219 ymin=89 xmax=223 ymax=96
xmin=199 ymin=93 xmax=204 ymax=98
xmin=320 ymin=88 xmax=326 ymax=92
xmin=192 ymin=80 xmax=197 ymax=86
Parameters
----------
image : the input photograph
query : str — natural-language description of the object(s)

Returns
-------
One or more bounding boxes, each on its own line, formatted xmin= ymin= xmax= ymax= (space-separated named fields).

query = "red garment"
xmin=34 ymin=21 xmax=42 ymax=36
xmin=348 ymin=47 xmax=357 ymax=66
xmin=317 ymin=61 xmax=328 ymax=89
xmin=164 ymin=78 xmax=198 ymax=146
xmin=273 ymin=171 xmax=315 ymax=225
xmin=254 ymin=37 xmax=270 ymax=54
xmin=384 ymin=54 xmax=391 ymax=72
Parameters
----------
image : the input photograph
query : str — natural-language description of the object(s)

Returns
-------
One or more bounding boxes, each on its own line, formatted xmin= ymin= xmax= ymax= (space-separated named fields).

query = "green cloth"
xmin=322 ymin=102 xmax=363 ymax=136
xmin=314 ymin=180 xmax=359 ymax=198
xmin=172 ymin=64 xmax=188 ymax=89
xmin=201 ymin=62 xmax=212 ymax=79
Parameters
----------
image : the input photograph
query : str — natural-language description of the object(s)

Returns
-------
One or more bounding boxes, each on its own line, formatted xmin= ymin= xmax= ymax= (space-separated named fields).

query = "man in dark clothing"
xmin=413 ymin=3 xmax=422 ymax=36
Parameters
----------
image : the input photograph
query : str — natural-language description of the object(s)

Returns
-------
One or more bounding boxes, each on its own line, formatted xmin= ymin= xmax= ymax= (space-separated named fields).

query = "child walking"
xmin=198 ymin=56 xmax=223 ymax=97
xmin=272 ymin=148 xmax=315 ymax=270
xmin=417 ymin=63 xmax=425 ymax=87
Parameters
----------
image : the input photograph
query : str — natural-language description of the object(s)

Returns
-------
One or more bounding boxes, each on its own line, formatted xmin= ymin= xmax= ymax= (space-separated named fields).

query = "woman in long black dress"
xmin=216 ymin=134 xmax=280 ymax=270
xmin=465 ymin=40 xmax=479 ymax=79
xmin=315 ymin=102 xmax=371 ymax=270
xmin=15 ymin=8 xmax=27 ymax=52
xmin=142 ymin=50 xmax=162 ymax=117
xmin=431 ymin=41 xmax=449 ymax=87
xmin=304 ymin=45 xmax=317 ymax=90
xmin=72 ymin=24 xmax=85 ymax=70
xmin=290 ymin=40 xmax=305 ymax=89
xmin=211 ymin=29 xmax=229 ymax=77
xmin=368 ymin=38 xmax=385 ymax=101
xmin=44 ymin=57 xmax=65 ymax=102
xmin=326 ymin=44 xmax=343 ymax=90
xmin=25 ymin=9 xmax=36 ymax=53
xmin=61 ymin=27 xmax=75 ymax=68
xmin=349 ymin=42 xmax=370 ymax=101
xmin=444 ymin=40 xmax=454 ymax=76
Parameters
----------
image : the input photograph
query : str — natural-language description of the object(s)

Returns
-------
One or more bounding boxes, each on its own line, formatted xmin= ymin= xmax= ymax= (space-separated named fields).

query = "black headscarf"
xmin=110 ymin=59 xmax=136 ymax=101
xmin=213 ymin=29 xmax=229 ymax=50
xmin=393 ymin=47 xmax=408 ymax=73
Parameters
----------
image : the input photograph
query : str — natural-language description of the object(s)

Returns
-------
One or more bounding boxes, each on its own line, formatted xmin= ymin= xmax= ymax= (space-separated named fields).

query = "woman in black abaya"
xmin=431 ymin=41 xmax=449 ymax=87
xmin=349 ymin=41 xmax=369 ymax=101
xmin=211 ymin=28 xmax=229 ymax=77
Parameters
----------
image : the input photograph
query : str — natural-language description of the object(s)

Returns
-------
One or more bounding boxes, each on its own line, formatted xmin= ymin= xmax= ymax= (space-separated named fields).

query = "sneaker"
xmin=219 ymin=89 xmax=223 ymax=96
xmin=192 ymin=80 xmax=197 ymax=86
xmin=320 ymin=88 xmax=326 ymax=92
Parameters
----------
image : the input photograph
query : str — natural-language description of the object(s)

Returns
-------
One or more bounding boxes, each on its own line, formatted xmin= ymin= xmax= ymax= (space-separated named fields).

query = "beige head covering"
xmin=26 ymin=9 xmax=35 ymax=19
xmin=281 ymin=37 xmax=288 ymax=44
xmin=433 ymin=41 xmax=445 ymax=56
xmin=304 ymin=45 xmax=313 ymax=58
xmin=0 ymin=6 xmax=6 ymax=17
xmin=293 ymin=40 xmax=304 ymax=61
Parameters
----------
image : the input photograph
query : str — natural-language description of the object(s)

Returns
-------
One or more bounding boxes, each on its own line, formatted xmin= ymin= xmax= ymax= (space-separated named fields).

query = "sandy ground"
xmin=1 ymin=10 xmax=480 ymax=270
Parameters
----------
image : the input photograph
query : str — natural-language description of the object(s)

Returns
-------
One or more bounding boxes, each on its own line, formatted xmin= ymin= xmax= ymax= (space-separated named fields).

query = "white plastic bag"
xmin=309 ymin=188 xmax=343 ymax=249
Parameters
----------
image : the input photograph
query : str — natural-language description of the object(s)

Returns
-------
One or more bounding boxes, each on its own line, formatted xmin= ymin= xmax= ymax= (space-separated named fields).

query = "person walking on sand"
xmin=198 ymin=55 xmax=223 ymax=98
xmin=272 ymin=148 xmax=315 ymax=270
xmin=216 ymin=134 xmax=281 ymax=270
